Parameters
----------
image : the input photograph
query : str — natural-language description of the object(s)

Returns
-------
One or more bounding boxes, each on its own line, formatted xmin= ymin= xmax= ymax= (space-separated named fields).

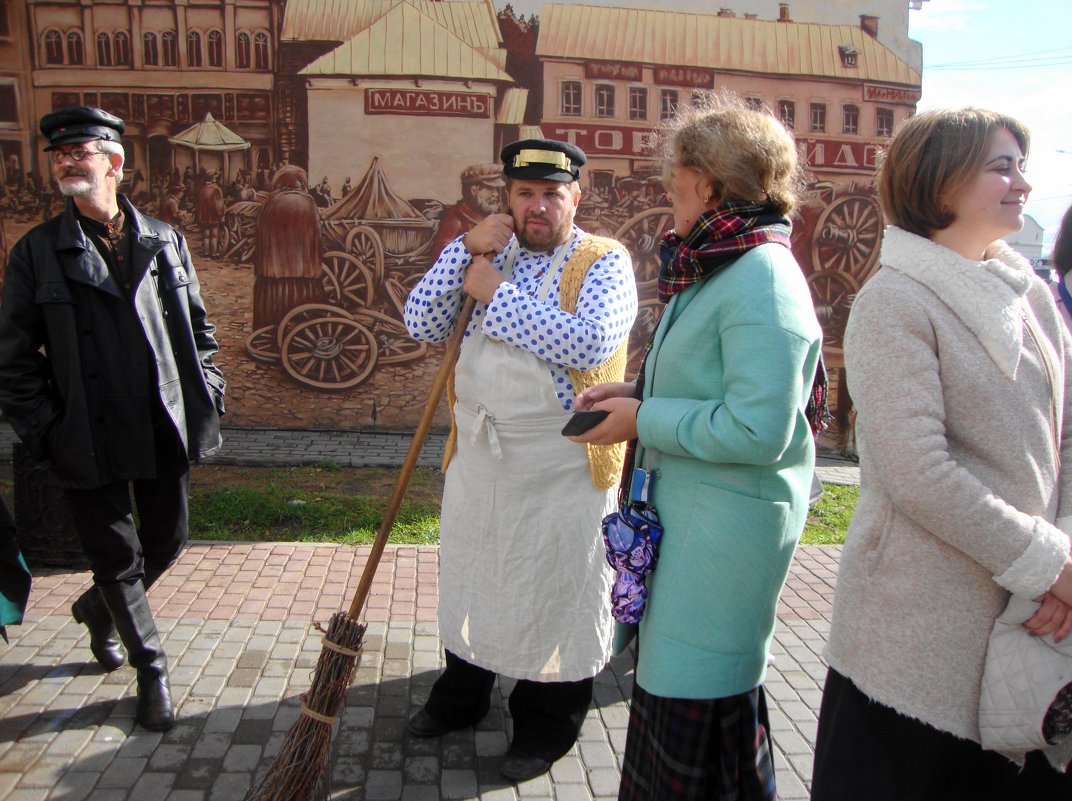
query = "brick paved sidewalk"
xmin=0 ymin=544 xmax=839 ymax=801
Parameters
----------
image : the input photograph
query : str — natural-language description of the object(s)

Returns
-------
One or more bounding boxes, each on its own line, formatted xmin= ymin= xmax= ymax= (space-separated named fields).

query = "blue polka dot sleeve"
xmin=404 ymin=230 xmax=638 ymax=411
xmin=404 ymin=236 xmax=473 ymax=343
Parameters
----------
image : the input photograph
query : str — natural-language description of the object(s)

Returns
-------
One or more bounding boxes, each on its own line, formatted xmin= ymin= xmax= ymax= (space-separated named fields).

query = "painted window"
xmin=660 ymin=89 xmax=678 ymax=122
xmin=0 ymin=84 xmax=16 ymax=122
xmin=96 ymin=32 xmax=112 ymax=67
xmin=208 ymin=29 xmax=223 ymax=67
xmin=236 ymin=32 xmax=251 ymax=69
xmin=162 ymin=31 xmax=178 ymax=67
xmin=842 ymin=104 xmax=859 ymax=135
xmin=595 ymin=84 xmax=615 ymax=118
xmin=778 ymin=100 xmax=795 ymax=129
xmin=629 ymin=87 xmax=648 ymax=121
xmin=67 ymin=31 xmax=84 ymax=65
xmin=254 ymin=32 xmax=269 ymax=70
xmin=45 ymin=30 xmax=64 ymax=64
xmin=810 ymin=103 xmax=826 ymax=133
xmin=876 ymin=107 xmax=894 ymax=137
xmin=561 ymin=81 xmax=581 ymax=116
xmin=143 ymin=32 xmax=158 ymax=66
xmin=187 ymin=31 xmax=202 ymax=67
xmin=114 ymin=31 xmax=131 ymax=66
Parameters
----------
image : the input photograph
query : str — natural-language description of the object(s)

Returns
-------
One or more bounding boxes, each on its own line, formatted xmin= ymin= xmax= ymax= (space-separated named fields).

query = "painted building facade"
xmin=0 ymin=0 xmax=923 ymax=442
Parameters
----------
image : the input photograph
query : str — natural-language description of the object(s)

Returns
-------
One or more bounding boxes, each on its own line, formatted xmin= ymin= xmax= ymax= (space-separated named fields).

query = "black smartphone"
xmin=561 ymin=409 xmax=609 ymax=436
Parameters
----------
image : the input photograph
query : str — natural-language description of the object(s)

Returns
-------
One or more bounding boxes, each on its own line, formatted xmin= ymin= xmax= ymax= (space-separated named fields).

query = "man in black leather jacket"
xmin=0 ymin=106 xmax=226 ymax=731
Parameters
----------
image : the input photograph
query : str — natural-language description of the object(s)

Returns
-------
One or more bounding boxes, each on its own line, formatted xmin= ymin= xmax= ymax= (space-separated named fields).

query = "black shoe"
xmin=98 ymin=580 xmax=176 ymax=732
xmin=136 ymin=669 xmax=176 ymax=731
xmin=407 ymin=708 xmax=458 ymax=738
xmin=500 ymin=750 xmax=552 ymax=782
xmin=72 ymin=587 xmax=126 ymax=671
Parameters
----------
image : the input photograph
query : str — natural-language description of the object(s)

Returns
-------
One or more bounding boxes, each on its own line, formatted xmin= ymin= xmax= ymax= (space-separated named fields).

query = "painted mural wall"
xmin=0 ymin=0 xmax=921 ymax=451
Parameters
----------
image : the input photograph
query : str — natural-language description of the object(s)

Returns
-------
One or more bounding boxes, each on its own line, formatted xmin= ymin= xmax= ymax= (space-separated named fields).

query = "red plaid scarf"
xmin=657 ymin=201 xmax=792 ymax=302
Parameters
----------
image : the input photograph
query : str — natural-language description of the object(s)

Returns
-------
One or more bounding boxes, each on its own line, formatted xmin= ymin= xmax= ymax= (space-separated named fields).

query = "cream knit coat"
xmin=825 ymin=225 xmax=1072 ymax=743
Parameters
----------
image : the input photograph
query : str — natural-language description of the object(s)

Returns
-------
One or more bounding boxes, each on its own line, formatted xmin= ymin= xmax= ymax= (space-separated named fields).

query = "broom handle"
xmin=347 ymin=293 xmax=477 ymax=619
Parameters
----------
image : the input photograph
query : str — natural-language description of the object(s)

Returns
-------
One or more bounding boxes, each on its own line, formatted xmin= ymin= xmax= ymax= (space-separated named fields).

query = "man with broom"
xmin=404 ymin=139 xmax=637 ymax=781
xmin=0 ymin=106 xmax=226 ymax=731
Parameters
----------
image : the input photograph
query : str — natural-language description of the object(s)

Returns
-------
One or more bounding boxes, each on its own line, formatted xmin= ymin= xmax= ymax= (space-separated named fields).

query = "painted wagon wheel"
xmin=276 ymin=303 xmax=356 ymax=350
xmin=806 ymin=269 xmax=860 ymax=353
xmin=384 ymin=272 xmax=423 ymax=317
xmin=626 ymin=299 xmax=664 ymax=377
xmin=810 ymin=193 xmax=882 ymax=285
xmin=614 ymin=207 xmax=674 ymax=284
xmin=221 ymin=209 xmax=258 ymax=262
xmin=344 ymin=224 xmax=385 ymax=283
xmin=244 ymin=325 xmax=280 ymax=363
xmin=321 ymin=251 xmax=375 ymax=310
xmin=352 ymin=308 xmax=429 ymax=364
xmin=280 ymin=315 xmax=379 ymax=390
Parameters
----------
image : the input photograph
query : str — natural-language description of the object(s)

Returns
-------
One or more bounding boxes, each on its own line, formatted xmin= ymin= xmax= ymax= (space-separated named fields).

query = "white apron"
xmin=438 ymin=236 xmax=615 ymax=682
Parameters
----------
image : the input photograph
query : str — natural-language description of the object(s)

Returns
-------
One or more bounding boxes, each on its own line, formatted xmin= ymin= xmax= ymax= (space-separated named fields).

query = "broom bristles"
xmin=244 ymin=612 xmax=367 ymax=801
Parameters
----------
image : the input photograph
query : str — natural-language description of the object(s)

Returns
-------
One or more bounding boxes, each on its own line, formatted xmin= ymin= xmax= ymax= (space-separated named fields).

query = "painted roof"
xmin=299 ymin=1 xmax=512 ymax=81
xmin=536 ymin=4 xmax=920 ymax=86
xmin=282 ymin=0 xmax=501 ymax=50
xmin=168 ymin=113 xmax=251 ymax=151
xmin=497 ymin=87 xmax=529 ymax=124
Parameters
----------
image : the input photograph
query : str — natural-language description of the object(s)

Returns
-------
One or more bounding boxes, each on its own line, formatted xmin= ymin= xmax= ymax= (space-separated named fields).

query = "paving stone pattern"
xmin=0 ymin=422 xmax=852 ymax=799
xmin=0 ymin=543 xmax=840 ymax=801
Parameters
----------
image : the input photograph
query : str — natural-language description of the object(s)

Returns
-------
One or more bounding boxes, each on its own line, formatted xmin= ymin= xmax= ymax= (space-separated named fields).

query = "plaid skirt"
xmin=618 ymin=681 xmax=777 ymax=801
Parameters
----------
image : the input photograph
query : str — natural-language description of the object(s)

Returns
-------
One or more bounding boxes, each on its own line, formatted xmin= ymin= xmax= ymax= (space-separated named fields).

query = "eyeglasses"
xmin=48 ymin=146 xmax=106 ymax=164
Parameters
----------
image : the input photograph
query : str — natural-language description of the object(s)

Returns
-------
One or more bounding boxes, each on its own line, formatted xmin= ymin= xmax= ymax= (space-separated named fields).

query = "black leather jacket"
xmin=0 ymin=195 xmax=225 ymax=488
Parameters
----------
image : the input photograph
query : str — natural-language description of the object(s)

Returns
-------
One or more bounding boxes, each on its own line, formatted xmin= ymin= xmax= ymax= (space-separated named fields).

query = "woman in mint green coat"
xmin=571 ymin=95 xmax=822 ymax=800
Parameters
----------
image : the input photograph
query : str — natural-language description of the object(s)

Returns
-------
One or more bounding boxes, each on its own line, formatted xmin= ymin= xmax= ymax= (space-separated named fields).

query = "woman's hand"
xmin=574 ymin=381 xmax=637 ymax=410
xmin=1025 ymin=591 xmax=1072 ymax=643
xmin=567 ymin=396 xmax=641 ymax=445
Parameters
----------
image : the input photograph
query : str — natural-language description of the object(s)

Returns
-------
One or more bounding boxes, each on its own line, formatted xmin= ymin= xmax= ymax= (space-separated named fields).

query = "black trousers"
xmin=64 ymin=458 xmax=189 ymax=587
xmin=812 ymin=667 xmax=1072 ymax=801
xmin=424 ymin=650 xmax=594 ymax=761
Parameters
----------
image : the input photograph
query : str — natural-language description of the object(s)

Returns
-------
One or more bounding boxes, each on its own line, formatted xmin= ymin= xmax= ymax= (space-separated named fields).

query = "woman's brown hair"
xmin=659 ymin=93 xmax=801 ymax=216
xmin=877 ymin=108 xmax=1030 ymax=238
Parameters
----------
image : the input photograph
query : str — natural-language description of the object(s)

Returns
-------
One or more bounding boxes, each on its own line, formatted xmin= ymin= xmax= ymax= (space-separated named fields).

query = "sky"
xmin=908 ymin=0 xmax=1072 ymax=251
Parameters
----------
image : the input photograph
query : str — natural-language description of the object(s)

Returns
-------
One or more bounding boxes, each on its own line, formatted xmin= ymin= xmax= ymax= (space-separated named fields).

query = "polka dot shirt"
xmin=404 ymin=226 xmax=638 ymax=411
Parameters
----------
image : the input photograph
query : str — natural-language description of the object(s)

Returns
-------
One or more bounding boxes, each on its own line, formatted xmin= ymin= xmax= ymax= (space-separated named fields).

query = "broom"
xmin=244 ymin=294 xmax=477 ymax=801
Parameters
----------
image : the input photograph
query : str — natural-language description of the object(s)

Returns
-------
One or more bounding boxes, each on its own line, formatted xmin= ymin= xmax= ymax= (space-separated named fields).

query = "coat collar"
xmin=54 ymin=195 xmax=166 ymax=294
xmin=880 ymin=225 xmax=1035 ymax=378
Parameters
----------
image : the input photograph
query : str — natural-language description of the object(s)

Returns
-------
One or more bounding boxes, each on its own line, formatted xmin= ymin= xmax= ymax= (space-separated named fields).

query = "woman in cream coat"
xmin=811 ymin=109 xmax=1072 ymax=799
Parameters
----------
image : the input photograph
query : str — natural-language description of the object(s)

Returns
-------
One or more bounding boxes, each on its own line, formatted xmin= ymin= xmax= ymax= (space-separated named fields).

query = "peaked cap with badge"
xmin=500 ymin=138 xmax=586 ymax=183
xmin=40 ymin=106 xmax=125 ymax=151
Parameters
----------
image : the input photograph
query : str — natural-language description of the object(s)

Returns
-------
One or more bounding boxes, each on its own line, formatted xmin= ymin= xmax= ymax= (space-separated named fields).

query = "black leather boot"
xmin=98 ymin=580 xmax=175 ymax=731
xmin=71 ymin=586 xmax=126 ymax=671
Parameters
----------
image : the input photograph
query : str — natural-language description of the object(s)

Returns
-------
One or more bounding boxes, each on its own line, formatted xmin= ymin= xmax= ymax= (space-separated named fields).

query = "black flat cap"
xmin=40 ymin=106 xmax=124 ymax=151
xmin=500 ymin=138 xmax=586 ymax=182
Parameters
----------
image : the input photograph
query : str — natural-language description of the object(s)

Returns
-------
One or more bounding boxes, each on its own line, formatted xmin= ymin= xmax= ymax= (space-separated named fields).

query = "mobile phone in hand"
xmin=561 ymin=409 xmax=609 ymax=436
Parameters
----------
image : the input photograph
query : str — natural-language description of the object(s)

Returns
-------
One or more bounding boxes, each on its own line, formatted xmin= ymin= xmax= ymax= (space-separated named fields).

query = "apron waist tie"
xmin=467 ymin=404 xmax=504 ymax=460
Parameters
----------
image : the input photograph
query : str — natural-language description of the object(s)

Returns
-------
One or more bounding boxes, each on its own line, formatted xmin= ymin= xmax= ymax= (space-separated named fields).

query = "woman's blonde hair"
xmin=877 ymin=108 xmax=1030 ymax=238
xmin=659 ymin=92 xmax=801 ymax=216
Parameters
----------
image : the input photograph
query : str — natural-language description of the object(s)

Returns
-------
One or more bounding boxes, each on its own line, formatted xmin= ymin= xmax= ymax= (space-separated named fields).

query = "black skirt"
xmin=811 ymin=667 xmax=1072 ymax=801
xmin=618 ymin=680 xmax=777 ymax=801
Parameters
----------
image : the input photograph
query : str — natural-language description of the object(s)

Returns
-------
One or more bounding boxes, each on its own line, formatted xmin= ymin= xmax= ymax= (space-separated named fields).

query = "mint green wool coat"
xmin=630 ymin=242 xmax=822 ymax=699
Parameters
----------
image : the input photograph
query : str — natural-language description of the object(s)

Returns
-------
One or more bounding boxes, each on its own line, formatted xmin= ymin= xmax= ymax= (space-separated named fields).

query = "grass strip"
xmin=186 ymin=466 xmax=857 ymax=547
xmin=802 ymin=483 xmax=858 ymax=545
xmin=188 ymin=483 xmax=441 ymax=545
